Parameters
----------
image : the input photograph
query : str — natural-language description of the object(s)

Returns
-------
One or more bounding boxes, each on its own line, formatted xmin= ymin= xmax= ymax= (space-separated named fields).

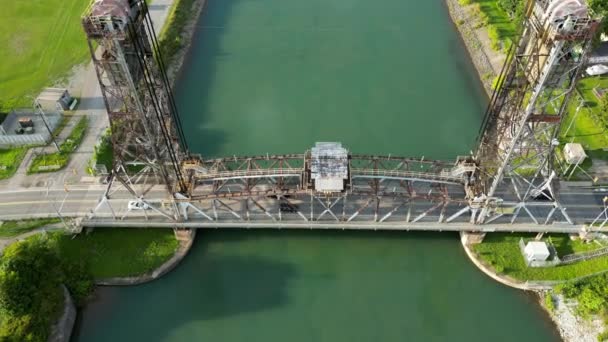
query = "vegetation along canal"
xmin=75 ymin=0 xmax=561 ymax=340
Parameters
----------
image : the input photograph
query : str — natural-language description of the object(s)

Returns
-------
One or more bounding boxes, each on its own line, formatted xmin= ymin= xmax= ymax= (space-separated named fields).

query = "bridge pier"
xmin=461 ymin=232 xmax=486 ymax=245
xmin=173 ymin=228 xmax=195 ymax=242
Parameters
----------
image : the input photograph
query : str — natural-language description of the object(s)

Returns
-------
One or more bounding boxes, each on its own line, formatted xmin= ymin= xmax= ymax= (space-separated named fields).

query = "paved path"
xmin=0 ymin=223 xmax=64 ymax=252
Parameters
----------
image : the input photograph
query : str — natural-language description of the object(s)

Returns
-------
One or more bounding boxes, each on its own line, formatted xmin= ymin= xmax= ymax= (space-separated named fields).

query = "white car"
xmin=127 ymin=201 xmax=150 ymax=210
xmin=586 ymin=64 xmax=608 ymax=76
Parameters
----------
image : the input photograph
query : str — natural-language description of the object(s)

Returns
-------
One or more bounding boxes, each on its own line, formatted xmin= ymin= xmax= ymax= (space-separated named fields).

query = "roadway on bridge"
xmin=0 ymin=182 xmax=607 ymax=232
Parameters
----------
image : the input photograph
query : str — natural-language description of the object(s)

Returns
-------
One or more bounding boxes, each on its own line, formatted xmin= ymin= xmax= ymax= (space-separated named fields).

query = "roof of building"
xmin=90 ymin=0 xmax=130 ymax=18
xmin=36 ymin=88 xmax=68 ymax=103
xmin=524 ymin=241 xmax=550 ymax=255
xmin=564 ymin=142 xmax=587 ymax=158
xmin=310 ymin=142 xmax=348 ymax=180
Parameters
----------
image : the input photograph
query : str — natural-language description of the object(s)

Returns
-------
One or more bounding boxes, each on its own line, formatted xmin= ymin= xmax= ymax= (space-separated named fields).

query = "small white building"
xmin=563 ymin=143 xmax=587 ymax=165
xmin=524 ymin=241 xmax=550 ymax=262
xmin=35 ymin=88 xmax=73 ymax=112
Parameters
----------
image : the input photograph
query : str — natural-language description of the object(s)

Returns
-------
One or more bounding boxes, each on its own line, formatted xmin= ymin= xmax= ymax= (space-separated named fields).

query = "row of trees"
xmin=0 ymin=235 xmax=93 ymax=341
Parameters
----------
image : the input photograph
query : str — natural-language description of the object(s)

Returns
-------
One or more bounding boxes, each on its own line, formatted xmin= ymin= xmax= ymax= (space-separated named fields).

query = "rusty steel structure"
xmin=83 ymin=0 xmax=188 ymax=219
xmin=473 ymin=0 xmax=601 ymax=224
xmin=82 ymin=0 xmax=602 ymax=228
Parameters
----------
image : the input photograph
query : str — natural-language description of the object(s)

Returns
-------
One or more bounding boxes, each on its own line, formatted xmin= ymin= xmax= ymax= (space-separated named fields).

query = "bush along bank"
xmin=0 ymin=235 xmax=93 ymax=341
xmin=0 ymin=228 xmax=185 ymax=340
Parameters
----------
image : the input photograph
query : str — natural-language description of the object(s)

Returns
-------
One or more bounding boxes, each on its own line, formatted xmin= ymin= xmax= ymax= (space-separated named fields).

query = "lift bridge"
xmin=81 ymin=0 xmax=604 ymax=232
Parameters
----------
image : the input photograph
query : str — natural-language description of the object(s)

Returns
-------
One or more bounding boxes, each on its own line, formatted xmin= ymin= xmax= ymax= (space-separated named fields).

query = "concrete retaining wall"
xmin=47 ymin=285 xmax=77 ymax=342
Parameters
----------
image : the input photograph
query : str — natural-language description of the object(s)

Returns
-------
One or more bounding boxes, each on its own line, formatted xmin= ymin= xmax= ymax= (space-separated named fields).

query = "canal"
xmin=74 ymin=0 xmax=561 ymax=340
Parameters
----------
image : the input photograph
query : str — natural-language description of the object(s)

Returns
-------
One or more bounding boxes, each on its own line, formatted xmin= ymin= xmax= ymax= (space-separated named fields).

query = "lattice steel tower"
xmin=82 ymin=0 xmax=189 ymax=217
xmin=474 ymin=0 xmax=601 ymax=223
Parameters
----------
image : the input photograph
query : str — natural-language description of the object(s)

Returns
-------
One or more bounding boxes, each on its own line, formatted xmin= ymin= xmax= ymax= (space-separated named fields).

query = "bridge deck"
xmin=82 ymin=217 xmax=595 ymax=234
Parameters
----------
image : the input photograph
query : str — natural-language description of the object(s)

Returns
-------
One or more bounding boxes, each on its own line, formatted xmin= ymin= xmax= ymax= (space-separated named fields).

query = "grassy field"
xmin=561 ymin=77 xmax=608 ymax=151
xmin=0 ymin=147 xmax=28 ymax=180
xmin=0 ymin=0 xmax=91 ymax=110
xmin=0 ymin=218 xmax=61 ymax=238
xmin=53 ymin=229 xmax=178 ymax=278
xmin=473 ymin=233 xmax=608 ymax=281
xmin=29 ymin=116 xmax=88 ymax=174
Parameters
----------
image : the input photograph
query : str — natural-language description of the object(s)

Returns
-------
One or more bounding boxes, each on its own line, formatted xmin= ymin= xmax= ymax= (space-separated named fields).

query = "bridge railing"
xmin=350 ymin=168 xmax=465 ymax=184
xmin=194 ymin=167 xmax=304 ymax=181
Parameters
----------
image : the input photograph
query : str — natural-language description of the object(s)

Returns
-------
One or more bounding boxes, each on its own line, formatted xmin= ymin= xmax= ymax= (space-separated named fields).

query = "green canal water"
xmin=74 ymin=0 xmax=561 ymax=340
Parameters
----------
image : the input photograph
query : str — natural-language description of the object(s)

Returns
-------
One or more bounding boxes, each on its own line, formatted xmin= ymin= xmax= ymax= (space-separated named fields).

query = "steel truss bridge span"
xmin=81 ymin=0 xmax=604 ymax=233
xmin=88 ymin=148 xmax=583 ymax=230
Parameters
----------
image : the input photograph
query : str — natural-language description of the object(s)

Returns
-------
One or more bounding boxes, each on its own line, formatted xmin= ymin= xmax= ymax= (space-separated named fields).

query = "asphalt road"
xmin=0 ymin=183 xmax=607 ymax=232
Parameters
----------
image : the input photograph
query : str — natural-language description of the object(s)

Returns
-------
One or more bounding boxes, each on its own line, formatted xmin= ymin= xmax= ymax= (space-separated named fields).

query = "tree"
xmin=0 ymin=236 xmax=63 ymax=341
xmin=0 ymin=236 xmax=61 ymax=316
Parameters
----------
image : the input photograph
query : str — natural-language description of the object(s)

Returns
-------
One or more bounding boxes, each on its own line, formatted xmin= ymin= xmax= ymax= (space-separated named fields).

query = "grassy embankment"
xmin=28 ymin=116 xmax=88 ymax=174
xmin=0 ymin=218 xmax=61 ymax=238
xmin=157 ymin=0 xmax=199 ymax=66
xmin=52 ymin=229 xmax=179 ymax=278
xmin=473 ymin=233 xmax=608 ymax=281
xmin=0 ymin=0 xmax=90 ymax=111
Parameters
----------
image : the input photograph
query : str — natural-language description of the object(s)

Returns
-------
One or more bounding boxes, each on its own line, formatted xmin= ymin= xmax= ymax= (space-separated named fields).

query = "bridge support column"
xmin=173 ymin=228 xmax=195 ymax=241
xmin=461 ymin=232 xmax=486 ymax=245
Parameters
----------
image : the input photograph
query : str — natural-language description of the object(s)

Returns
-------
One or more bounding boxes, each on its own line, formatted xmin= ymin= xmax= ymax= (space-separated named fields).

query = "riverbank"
xmin=161 ymin=0 xmax=208 ymax=84
xmin=445 ymin=0 xmax=502 ymax=96
xmin=546 ymin=293 xmax=605 ymax=342
xmin=461 ymin=233 xmax=606 ymax=341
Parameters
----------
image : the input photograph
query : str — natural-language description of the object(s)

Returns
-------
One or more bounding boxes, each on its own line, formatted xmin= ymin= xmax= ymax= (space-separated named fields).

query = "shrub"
xmin=0 ymin=236 xmax=63 ymax=341
xmin=458 ymin=0 xmax=472 ymax=6
xmin=0 ymin=235 xmax=94 ymax=340
xmin=544 ymin=292 xmax=555 ymax=312
xmin=487 ymin=25 xmax=501 ymax=51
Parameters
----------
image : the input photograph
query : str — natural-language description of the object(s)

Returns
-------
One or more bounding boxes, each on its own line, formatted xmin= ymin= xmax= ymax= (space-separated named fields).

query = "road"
xmin=0 ymin=181 xmax=607 ymax=233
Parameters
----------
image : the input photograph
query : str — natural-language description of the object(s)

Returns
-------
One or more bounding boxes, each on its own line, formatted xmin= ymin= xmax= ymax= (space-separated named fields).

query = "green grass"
xmin=86 ymin=129 xmax=113 ymax=175
xmin=473 ymin=233 xmax=608 ymax=281
xmin=470 ymin=0 xmax=518 ymax=40
xmin=52 ymin=229 xmax=179 ymax=278
xmin=28 ymin=116 xmax=87 ymax=174
xmin=51 ymin=115 xmax=71 ymax=139
xmin=0 ymin=147 xmax=27 ymax=180
xmin=0 ymin=218 xmax=61 ymax=238
xmin=0 ymin=0 xmax=91 ymax=111
xmin=561 ymin=77 xmax=608 ymax=150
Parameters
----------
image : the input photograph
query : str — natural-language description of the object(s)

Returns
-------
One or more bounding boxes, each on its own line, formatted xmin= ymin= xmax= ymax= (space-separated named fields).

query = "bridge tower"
xmin=82 ymin=0 xmax=189 ymax=219
xmin=474 ymin=0 xmax=601 ymax=224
